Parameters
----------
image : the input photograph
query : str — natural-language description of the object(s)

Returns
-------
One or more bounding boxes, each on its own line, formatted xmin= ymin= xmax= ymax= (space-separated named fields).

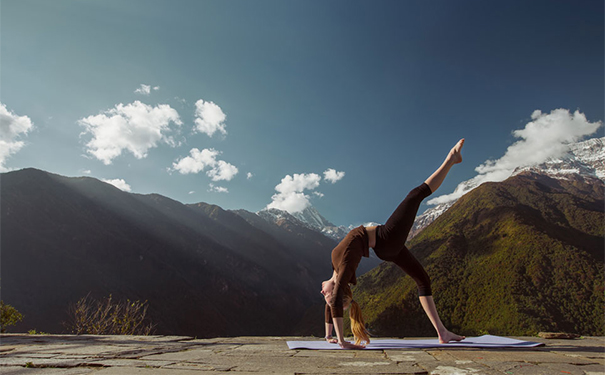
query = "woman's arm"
xmin=324 ymin=304 xmax=337 ymax=343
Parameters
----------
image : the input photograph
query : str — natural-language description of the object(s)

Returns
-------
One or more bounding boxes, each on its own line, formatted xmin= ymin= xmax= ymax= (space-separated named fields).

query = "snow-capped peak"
xmin=512 ymin=136 xmax=604 ymax=180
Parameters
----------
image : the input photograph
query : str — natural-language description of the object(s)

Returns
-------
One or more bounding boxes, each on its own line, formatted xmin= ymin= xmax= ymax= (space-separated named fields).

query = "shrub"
xmin=0 ymin=301 xmax=24 ymax=333
xmin=64 ymin=294 xmax=156 ymax=335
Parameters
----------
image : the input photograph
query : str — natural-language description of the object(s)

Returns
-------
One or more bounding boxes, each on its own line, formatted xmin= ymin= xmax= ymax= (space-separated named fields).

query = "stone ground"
xmin=0 ymin=334 xmax=603 ymax=375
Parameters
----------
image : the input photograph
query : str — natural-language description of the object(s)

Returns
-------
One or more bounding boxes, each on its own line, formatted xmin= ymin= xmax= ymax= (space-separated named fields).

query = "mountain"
xmin=1 ymin=168 xmax=337 ymax=337
xmin=248 ymin=207 xmax=382 ymax=274
xmin=350 ymin=171 xmax=604 ymax=337
xmin=255 ymin=207 xmax=350 ymax=241
xmin=512 ymin=136 xmax=604 ymax=179
xmin=410 ymin=136 xmax=605 ymax=239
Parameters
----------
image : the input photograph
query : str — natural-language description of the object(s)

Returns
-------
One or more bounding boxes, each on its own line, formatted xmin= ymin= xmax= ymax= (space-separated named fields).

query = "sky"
xmin=1 ymin=0 xmax=603 ymax=227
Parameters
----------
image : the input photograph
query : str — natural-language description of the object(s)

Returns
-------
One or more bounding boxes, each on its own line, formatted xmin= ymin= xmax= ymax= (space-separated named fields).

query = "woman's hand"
xmin=338 ymin=340 xmax=366 ymax=350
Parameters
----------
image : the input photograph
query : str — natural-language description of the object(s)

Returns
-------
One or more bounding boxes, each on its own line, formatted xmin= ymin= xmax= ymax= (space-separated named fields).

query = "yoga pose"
xmin=321 ymin=139 xmax=466 ymax=349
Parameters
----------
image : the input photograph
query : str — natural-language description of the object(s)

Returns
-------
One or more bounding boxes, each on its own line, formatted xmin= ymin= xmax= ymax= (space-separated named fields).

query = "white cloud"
xmin=247 ymin=172 xmax=254 ymax=180
xmin=208 ymin=183 xmax=229 ymax=193
xmin=172 ymin=148 xmax=218 ymax=174
xmin=323 ymin=168 xmax=345 ymax=183
xmin=266 ymin=173 xmax=322 ymax=213
xmin=79 ymin=100 xmax=182 ymax=165
xmin=189 ymin=190 xmax=195 ymax=194
xmin=0 ymin=103 xmax=34 ymax=172
xmin=313 ymin=191 xmax=325 ymax=198
xmin=172 ymin=148 xmax=239 ymax=181
xmin=134 ymin=84 xmax=151 ymax=95
xmin=194 ymin=99 xmax=227 ymax=137
xmin=102 ymin=178 xmax=132 ymax=192
xmin=207 ymin=160 xmax=239 ymax=181
xmin=428 ymin=108 xmax=602 ymax=205
xmin=134 ymin=84 xmax=159 ymax=95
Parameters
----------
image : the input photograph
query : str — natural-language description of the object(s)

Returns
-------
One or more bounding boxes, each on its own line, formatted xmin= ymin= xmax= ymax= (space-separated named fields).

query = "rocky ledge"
xmin=0 ymin=334 xmax=603 ymax=374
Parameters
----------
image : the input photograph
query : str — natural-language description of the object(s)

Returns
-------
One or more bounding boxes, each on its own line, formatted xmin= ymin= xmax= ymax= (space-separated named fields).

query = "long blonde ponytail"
xmin=344 ymin=286 xmax=370 ymax=345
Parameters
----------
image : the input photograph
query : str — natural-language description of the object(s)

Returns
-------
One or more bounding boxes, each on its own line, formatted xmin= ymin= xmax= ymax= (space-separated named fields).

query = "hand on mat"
xmin=338 ymin=341 xmax=366 ymax=350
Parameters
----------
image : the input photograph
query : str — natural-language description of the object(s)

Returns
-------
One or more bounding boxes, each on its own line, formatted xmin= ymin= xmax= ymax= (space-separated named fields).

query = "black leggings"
xmin=374 ymin=183 xmax=433 ymax=296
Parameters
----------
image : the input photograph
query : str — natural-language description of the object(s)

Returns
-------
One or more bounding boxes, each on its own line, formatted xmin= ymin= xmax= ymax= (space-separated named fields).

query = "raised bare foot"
xmin=447 ymin=138 xmax=465 ymax=164
xmin=439 ymin=330 xmax=465 ymax=344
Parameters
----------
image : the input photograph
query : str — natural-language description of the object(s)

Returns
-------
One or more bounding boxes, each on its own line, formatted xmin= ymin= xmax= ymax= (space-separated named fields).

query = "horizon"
xmin=2 ymin=0 xmax=603 ymax=227
xmin=2 ymin=131 xmax=603 ymax=227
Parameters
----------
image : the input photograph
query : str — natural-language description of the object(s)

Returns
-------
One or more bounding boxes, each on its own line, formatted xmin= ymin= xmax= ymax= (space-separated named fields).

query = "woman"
xmin=321 ymin=139 xmax=466 ymax=349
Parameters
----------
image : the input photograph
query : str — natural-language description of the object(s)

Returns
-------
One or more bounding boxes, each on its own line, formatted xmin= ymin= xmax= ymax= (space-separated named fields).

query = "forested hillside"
xmin=351 ymin=172 xmax=604 ymax=337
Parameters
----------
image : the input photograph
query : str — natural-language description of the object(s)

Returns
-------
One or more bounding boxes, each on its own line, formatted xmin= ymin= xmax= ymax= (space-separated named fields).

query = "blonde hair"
xmin=343 ymin=285 xmax=370 ymax=345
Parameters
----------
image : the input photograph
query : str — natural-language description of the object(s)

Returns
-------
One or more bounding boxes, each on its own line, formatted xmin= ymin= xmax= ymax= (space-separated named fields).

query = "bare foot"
xmin=447 ymin=138 xmax=465 ymax=164
xmin=439 ymin=330 xmax=465 ymax=344
xmin=339 ymin=341 xmax=366 ymax=349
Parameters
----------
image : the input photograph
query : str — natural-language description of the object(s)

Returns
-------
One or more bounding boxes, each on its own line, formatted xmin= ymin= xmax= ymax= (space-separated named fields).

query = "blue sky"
xmin=1 ymin=0 xmax=603 ymax=226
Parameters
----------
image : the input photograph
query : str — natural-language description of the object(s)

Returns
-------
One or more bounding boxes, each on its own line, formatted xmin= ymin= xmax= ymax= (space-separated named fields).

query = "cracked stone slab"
xmin=94 ymin=368 xmax=219 ymax=374
xmin=139 ymin=347 xmax=215 ymax=361
xmin=496 ymin=362 xmax=561 ymax=375
xmin=85 ymin=358 xmax=176 ymax=368
xmin=385 ymin=349 xmax=436 ymax=362
xmin=351 ymin=350 xmax=388 ymax=360
xmin=218 ymin=342 xmax=293 ymax=357
xmin=0 ymin=368 xmax=98 ymax=375
xmin=293 ymin=350 xmax=356 ymax=358
xmin=2 ymin=334 xmax=604 ymax=374
xmin=581 ymin=365 xmax=605 ymax=375
xmin=0 ymin=356 xmax=85 ymax=368
xmin=8 ymin=353 xmax=59 ymax=359
xmin=6 ymin=344 xmax=86 ymax=355
xmin=161 ymin=362 xmax=216 ymax=371
xmin=419 ymin=359 xmax=503 ymax=375
xmin=428 ymin=364 xmax=497 ymax=374
xmin=198 ymin=353 xmax=403 ymax=373
xmin=444 ymin=348 xmax=599 ymax=365
xmin=538 ymin=361 xmax=597 ymax=375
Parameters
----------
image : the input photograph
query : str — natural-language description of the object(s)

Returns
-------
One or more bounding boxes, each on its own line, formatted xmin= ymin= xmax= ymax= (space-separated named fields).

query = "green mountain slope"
xmin=351 ymin=172 xmax=604 ymax=337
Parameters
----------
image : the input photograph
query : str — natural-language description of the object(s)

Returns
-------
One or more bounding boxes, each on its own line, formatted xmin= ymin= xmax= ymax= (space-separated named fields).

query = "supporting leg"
xmin=419 ymin=296 xmax=465 ymax=343
xmin=424 ymin=139 xmax=464 ymax=193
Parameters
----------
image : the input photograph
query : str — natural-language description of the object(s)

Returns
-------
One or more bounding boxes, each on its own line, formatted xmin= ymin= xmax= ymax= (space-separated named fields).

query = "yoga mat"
xmin=287 ymin=335 xmax=543 ymax=350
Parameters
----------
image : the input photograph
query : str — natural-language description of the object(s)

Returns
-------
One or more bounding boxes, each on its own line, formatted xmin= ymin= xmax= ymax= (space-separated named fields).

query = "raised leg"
xmin=424 ymin=139 xmax=464 ymax=193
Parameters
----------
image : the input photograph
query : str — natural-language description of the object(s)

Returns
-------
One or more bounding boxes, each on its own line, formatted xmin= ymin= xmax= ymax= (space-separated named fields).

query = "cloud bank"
xmin=0 ymin=103 xmax=34 ymax=171
xmin=194 ymin=99 xmax=227 ymax=137
xmin=267 ymin=168 xmax=345 ymax=213
xmin=172 ymin=148 xmax=238 ymax=182
xmin=79 ymin=101 xmax=182 ymax=165
xmin=428 ymin=108 xmax=602 ymax=205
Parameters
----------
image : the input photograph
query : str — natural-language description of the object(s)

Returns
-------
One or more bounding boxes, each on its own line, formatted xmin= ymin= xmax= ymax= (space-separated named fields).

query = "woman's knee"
xmin=415 ymin=271 xmax=432 ymax=296
xmin=407 ymin=183 xmax=432 ymax=201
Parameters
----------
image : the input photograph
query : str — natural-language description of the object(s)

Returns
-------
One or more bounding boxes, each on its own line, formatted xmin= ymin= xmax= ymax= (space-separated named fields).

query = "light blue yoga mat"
xmin=287 ymin=335 xmax=543 ymax=350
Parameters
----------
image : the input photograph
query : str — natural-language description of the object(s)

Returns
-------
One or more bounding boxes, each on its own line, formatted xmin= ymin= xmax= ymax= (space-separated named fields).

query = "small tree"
xmin=64 ymin=294 xmax=155 ymax=335
xmin=1 ymin=301 xmax=24 ymax=333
